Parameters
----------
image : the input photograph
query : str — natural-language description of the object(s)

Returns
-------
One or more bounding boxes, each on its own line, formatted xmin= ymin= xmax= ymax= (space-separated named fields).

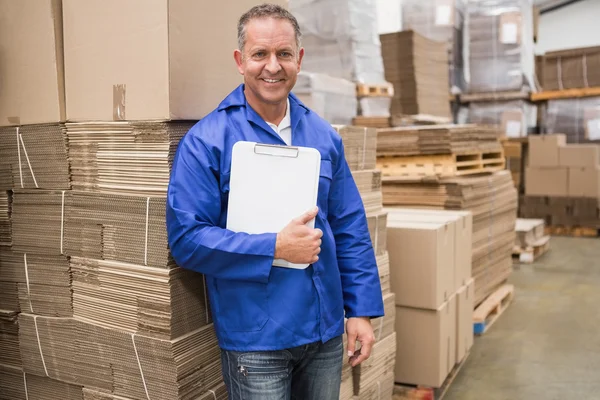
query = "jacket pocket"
xmin=214 ymin=278 xmax=269 ymax=332
xmin=318 ymin=160 xmax=333 ymax=213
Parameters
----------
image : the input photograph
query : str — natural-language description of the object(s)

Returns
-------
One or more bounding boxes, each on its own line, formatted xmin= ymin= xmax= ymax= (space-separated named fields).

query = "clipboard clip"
xmin=253 ymin=143 xmax=299 ymax=158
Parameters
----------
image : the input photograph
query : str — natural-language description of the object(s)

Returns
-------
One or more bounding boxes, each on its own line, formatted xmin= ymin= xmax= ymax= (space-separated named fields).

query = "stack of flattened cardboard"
xmin=65 ymin=121 xmax=193 ymax=195
xmin=0 ymin=364 xmax=27 ymax=400
xmin=0 ymin=124 xmax=70 ymax=190
xmin=70 ymin=257 xmax=210 ymax=339
xmin=64 ymin=192 xmax=169 ymax=267
xmin=467 ymin=100 xmax=538 ymax=138
xmin=19 ymin=314 xmax=221 ymax=400
xmin=0 ymin=247 xmax=21 ymax=312
xmin=0 ymin=311 xmax=20 ymax=368
xmin=377 ymin=124 xmax=502 ymax=157
xmin=544 ymin=96 xmax=600 ymax=143
xmin=24 ymin=373 xmax=84 ymax=400
xmin=336 ymin=122 xmax=396 ymax=399
xmin=542 ymin=46 xmax=600 ymax=91
xmin=380 ymin=30 xmax=451 ymax=119
xmin=82 ymin=384 xmax=229 ymax=400
xmin=0 ymin=191 xmax=11 ymax=244
xmin=383 ymin=170 xmax=517 ymax=304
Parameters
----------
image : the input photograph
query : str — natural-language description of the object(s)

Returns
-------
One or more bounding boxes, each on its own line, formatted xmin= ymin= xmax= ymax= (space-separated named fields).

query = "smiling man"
xmin=166 ymin=4 xmax=384 ymax=400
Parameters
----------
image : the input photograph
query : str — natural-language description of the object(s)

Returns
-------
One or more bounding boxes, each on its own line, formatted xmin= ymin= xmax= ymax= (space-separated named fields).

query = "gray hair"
xmin=237 ymin=3 xmax=302 ymax=53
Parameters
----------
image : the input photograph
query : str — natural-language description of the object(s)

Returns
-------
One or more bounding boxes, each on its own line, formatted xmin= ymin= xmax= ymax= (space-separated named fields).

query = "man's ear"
xmin=297 ymin=47 xmax=305 ymax=72
xmin=234 ymin=49 xmax=244 ymax=75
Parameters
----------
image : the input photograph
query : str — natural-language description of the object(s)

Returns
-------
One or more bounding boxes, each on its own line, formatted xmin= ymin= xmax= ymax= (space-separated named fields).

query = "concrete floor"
xmin=445 ymin=236 xmax=600 ymax=400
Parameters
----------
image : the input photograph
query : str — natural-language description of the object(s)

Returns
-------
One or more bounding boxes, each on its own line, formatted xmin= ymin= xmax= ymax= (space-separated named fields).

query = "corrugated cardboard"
xmin=559 ymin=145 xmax=600 ymax=168
xmin=387 ymin=221 xmax=454 ymax=310
xmin=525 ymin=167 xmax=568 ymax=197
xmin=528 ymin=134 xmax=566 ymax=167
xmin=385 ymin=207 xmax=473 ymax=292
xmin=569 ymin=167 xmax=600 ymax=198
xmin=62 ymin=0 xmax=286 ymax=121
xmin=456 ymin=278 xmax=474 ymax=364
xmin=394 ymin=296 xmax=456 ymax=388
xmin=0 ymin=0 xmax=66 ymax=126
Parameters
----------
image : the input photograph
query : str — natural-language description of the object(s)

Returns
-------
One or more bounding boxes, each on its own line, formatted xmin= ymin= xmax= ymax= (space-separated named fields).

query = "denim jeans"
xmin=220 ymin=335 xmax=343 ymax=400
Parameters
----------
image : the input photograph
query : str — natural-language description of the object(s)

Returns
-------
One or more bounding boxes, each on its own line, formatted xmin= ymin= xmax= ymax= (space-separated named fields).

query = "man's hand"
xmin=346 ymin=317 xmax=375 ymax=367
xmin=274 ymin=207 xmax=322 ymax=264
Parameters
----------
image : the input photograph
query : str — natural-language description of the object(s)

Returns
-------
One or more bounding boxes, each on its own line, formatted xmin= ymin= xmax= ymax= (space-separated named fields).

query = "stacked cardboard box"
xmin=333 ymin=125 xmax=396 ymax=399
xmin=401 ymin=0 xmax=466 ymax=93
xmin=467 ymin=100 xmax=538 ymax=138
xmin=543 ymin=96 xmax=600 ymax=143
xmin=384 ymin=208 xmax=474 ymax=388
xmin=542 ymin=46 xmax=600 ymax=91
xmin=502 ymin=138 xmax=529 ymax=192
xmin=465 ymin=0 xmax=535 ymax=93
xmin=293 ymin=72 xmax=358 ymax=126
xmin=380 ymin=30 xmax=452 ymax=119
xmin=523 ymin=134 xmax=600 ymax=227
xmin=290 ymin=0 xmax=392 ymax=117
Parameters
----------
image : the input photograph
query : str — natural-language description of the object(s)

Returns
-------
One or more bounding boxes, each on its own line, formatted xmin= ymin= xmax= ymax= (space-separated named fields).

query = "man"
xmin=166 ymin=3 xmax=384 ymax=399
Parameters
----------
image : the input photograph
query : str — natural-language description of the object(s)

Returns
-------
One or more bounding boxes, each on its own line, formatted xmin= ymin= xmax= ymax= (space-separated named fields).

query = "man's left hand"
xmin=346 ymin=317 xmax=375 ymax=367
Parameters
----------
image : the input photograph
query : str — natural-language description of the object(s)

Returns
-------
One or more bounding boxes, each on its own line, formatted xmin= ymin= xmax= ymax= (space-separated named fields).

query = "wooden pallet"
xmin=531 ymin=86 xmax=600 ymax=101
xmin=512 ymin=236 xmax=550 ymax=264
xmin=390 ymin=113 xmax=453 ymax=127
xmin=356 ymin=83 xmax=394 ymax=97
xmin=378 ymin=150 xmax=506 ymax=180
xmin=544 ymin=225 xmax=600 ymax=238
xmin=393 ymin=352 xmax=470 ymax=400
xmin=473 ymin=284 xmax=514 ymax=335
xmin=460 ymin=90 xmax=530 ymax=102
xmin=352 ymin=116 xmax=391 ymax=128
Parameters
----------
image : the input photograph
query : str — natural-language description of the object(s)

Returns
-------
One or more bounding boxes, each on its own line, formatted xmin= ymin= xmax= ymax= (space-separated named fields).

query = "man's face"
xmin=235 ymin=17 xmax=304 ymax=108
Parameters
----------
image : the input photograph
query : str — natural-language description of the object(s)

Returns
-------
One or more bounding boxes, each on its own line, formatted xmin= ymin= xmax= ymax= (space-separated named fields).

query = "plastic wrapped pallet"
xmin=293 ymin=72 xmax=357 ymax=125
xmin=542 ymin=46 xmax=600 ymax=91
xmin=464 ymin=0 xmax=535 ymax=93
xmin=290 ymin=0 xmax=386 ymax=85
xmin=467 ymin=100 xmax=537 ymax=138
xmin=543 ymin=96 xmax=600 ymax=143
xmin=401 ymin=0 xmax=466 ymax=92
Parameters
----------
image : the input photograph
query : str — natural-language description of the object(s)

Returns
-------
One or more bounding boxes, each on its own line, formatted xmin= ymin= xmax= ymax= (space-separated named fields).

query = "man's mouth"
xmin=262 ymin=78 xmax=283 ymax=83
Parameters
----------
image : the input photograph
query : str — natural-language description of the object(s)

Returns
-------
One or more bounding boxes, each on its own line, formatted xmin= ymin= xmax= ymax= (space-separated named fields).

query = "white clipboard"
xmin=226 ymin=141 xmax=321 ymax=269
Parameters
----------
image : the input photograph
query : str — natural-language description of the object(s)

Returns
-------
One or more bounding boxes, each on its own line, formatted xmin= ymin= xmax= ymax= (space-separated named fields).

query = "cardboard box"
xmin=525 ymin=167 xmax=568 ymax=197
xmin=569 ymin=167 xmax=600 ymax=198
xmin=385 ymin=208 xmax=473 ymax=292
xmin=559 ymin=145 xmax=600 ymax=168
xmin=0 ymin=0 xmax=66 ymax=126
xmin=62 ymin=0 xmax=286 ymax=121
xmin=528 ymin=134 xmax=566 ymax=167
xmin=456 ymin=279 xmax=474 ymax=364
xmin=394 ymin=296 xmax=457 ymax=387
xmin=387 ymin=221 xmax=455 ymax=310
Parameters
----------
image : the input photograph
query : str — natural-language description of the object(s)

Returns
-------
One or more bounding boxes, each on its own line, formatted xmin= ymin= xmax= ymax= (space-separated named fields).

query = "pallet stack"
xmin=333 ymin=125 xmax=396 ymax=400
xmin=513 ymin=218 xmax=550 ymax=263
xmin=522 ymin=134 xmax=600 ymax=232
xmin=462 ymin=0 xmax=537 ymax=138
xmin=1 ymin=1 xmax=292 ymax=399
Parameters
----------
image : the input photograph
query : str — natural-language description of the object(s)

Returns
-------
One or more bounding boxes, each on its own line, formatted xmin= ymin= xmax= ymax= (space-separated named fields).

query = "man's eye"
xmin=253 ymin=52 xmax=265 ymax=58
xmin=279 ymin=52 xmax=292 ymax=58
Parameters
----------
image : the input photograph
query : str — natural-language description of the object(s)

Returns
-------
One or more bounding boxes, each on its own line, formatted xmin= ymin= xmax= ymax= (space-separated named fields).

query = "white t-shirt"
xmin=266 ymin=99 xmax=292 ymax=146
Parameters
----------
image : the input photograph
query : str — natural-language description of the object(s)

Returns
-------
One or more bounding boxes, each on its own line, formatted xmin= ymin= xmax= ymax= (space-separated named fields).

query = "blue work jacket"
xmin=166 ymin=84 xmax=384 ymax=351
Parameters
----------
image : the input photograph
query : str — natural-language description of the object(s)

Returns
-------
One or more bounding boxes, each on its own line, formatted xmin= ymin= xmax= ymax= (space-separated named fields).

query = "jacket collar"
xmin=217 ymin=84 xmax=310 ymax=140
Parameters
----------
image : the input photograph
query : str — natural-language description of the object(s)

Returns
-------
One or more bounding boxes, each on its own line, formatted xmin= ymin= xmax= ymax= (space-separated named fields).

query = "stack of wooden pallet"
xmin=513 ymin=218 xmax=550 ymax=263
xmin=333 ymin=124 xmax=397 ymax=400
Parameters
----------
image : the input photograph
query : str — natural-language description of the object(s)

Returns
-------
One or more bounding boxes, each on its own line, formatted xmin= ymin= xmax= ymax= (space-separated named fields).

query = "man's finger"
xmin=346 ymin=332 xmax=357 ymax=358
xmin=351 ymin=336 xmax=374 ymax=367
xmin=295 ymin=207 xmax=319 ymax=225
xmin=350 ymin=350 xmax=369 ymax=367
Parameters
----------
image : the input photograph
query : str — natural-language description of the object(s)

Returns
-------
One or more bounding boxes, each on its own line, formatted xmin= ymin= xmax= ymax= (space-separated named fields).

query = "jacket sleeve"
xmin=166 ymin=130 xmax=276 ymax=284
xmin=328 ymin=142 xmax=384 ymax=318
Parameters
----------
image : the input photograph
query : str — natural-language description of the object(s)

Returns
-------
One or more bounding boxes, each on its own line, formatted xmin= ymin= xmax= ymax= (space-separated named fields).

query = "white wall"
xmin=376 ymin=0 xmax=402 ymax=34
xmin=536 ymin=0 xmax=600 ymax=54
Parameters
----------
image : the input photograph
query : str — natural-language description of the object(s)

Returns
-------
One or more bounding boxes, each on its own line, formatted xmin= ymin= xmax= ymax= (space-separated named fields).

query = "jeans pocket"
xmin=237 ymin=351 xmax=291 ymax=379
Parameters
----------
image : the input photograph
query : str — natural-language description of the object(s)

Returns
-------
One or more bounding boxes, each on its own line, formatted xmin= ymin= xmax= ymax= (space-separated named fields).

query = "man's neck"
xmin=245 ymin=89 xmax=287 ymax=126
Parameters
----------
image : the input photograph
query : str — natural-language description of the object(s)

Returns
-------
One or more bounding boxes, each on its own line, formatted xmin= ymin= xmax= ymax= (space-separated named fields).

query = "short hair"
xmin=237 ymin=3 xmax=302 ymax=52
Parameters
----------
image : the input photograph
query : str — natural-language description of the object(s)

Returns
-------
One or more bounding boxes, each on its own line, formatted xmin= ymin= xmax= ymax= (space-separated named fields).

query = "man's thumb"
xmin=296 ymin=207 xmax=318 ymax=225
xmin=347 ymin=331 xmax=357 ymax=357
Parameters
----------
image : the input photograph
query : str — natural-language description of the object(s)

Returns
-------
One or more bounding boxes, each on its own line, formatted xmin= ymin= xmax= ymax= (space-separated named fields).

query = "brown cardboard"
xmin=394 ymin=296 xmax=456 ymax=387
xmin=62 ymin=0 xmax=286 ymax=121
xmin=0 ymin=0 xmax=66 ymax=126
xmin=385 ymin=208 xmax=473 ymax=292
xmin=525 ymin=167 xmax=568 ymax=197
xmin=456 ymin=279 xmax=474 ymax=364
xmin=528 ymin=134 xmax=566 ymax=167
xmin=569 ymin=167 xmax=600 ymax=198
xmin=387 ymin=220 xmax=455 ymax=310
xmin=559 ymin=145 xmax=600 ymax=167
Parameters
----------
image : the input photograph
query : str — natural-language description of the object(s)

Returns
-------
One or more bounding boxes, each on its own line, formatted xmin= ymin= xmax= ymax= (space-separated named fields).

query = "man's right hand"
xmin=274 ymin=207 xmax=322 ymax=264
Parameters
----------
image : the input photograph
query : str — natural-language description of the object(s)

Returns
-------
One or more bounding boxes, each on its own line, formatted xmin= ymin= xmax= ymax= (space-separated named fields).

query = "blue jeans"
xmin=220 ymin=335 xmax=343 ymax=400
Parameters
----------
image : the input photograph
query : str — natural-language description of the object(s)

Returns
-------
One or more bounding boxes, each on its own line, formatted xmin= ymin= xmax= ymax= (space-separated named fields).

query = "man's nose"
xmin=264 ymin=54 xmax=282 ymax=74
